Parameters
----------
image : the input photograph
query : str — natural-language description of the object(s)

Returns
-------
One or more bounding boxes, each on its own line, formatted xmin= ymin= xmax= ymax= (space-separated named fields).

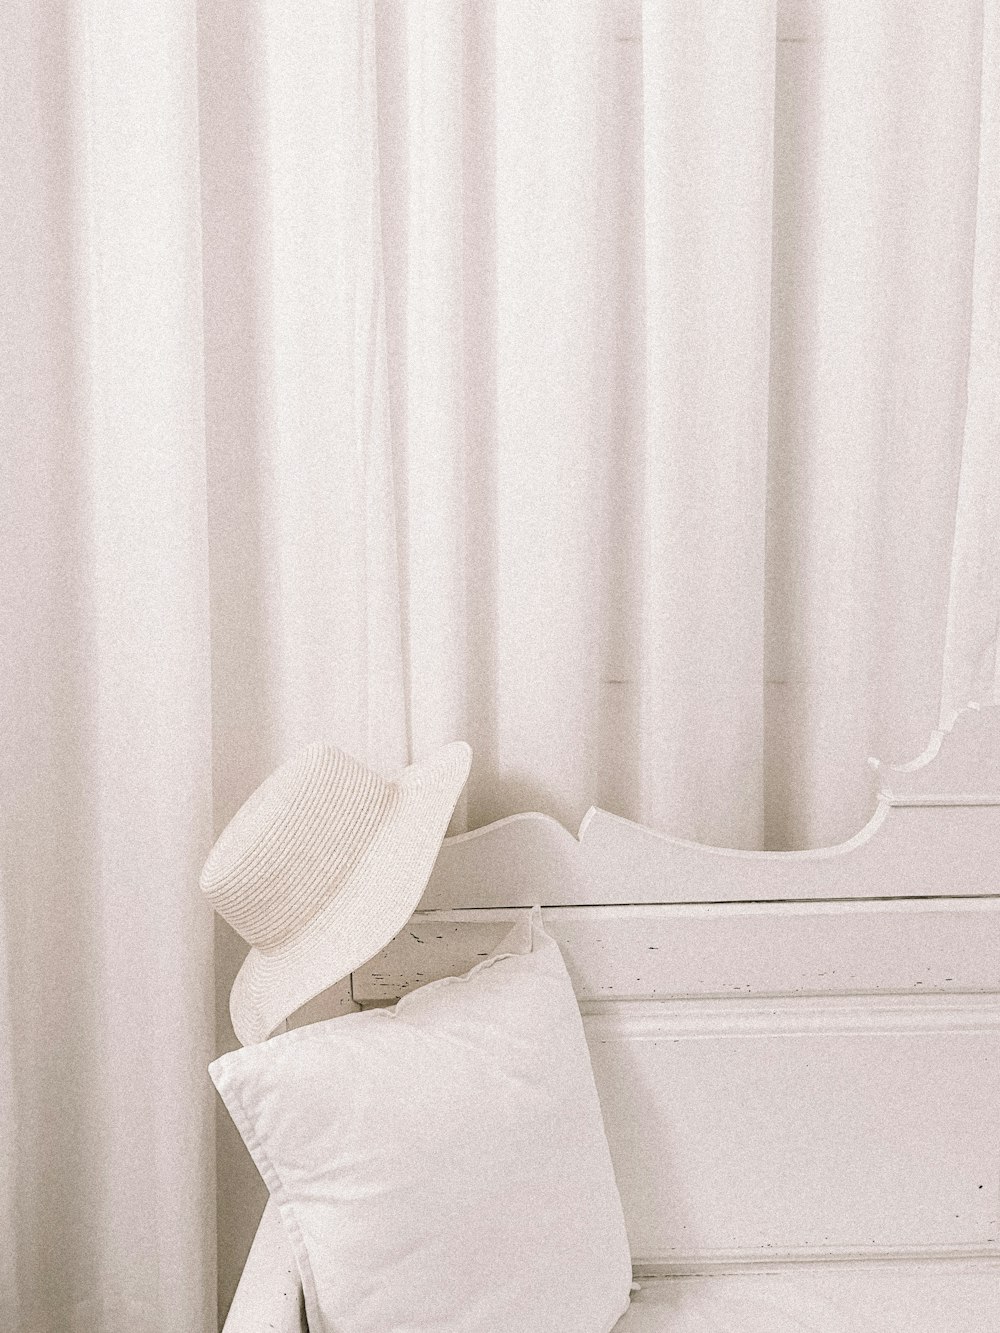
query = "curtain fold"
xmin=764 ymin=0 xmax=984 ymax=845
xmin=239 ymin=0 xmax=407 ymax=773
xmin=2 ymin=1 xmax=215 ymax=1330
xmin=198 ymin=3 xmax=413 ymax=1312
xmin=941 ymin=0 xmax=1000 ymax=727
xmin=640 ymin=0 xmax=776 ymax=845
xmin=379 ymin=0 xmax=470 ymax=777
xmin=2 ymin=1 xmax=998 ymax=1328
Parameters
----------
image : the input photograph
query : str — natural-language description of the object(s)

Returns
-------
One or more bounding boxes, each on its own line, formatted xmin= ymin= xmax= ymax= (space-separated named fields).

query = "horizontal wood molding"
xmin=352 ymin=899 xmax=1000 ymax=1003
xmin=633 ymin=1244 xmax=1000 ymax=1277
xmin=580 ymin=992 xmax=1000 ymax=1035
xmin=625 ymin=1262 xmax=1000 ymax=1333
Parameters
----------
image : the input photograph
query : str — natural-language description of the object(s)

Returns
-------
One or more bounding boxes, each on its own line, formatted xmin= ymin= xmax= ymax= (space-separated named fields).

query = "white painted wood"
xmin=420 ymin=801 xmax=1000 ymax=908
xmin=615 ymin=1263 xmax=1000 ymax=1332
xmin=588 ymin=993 xmax=1000 ymax=1268
xmin=871 ymin=703 xmax=1000 ymax=805
xmin=417 ymin=706 xmax=1000 ymax=909
xmin=358 ymin=909 xmax=1000 ymax=1272
xmin=229 ymin=706 xmax=1000 ymax=1330
xmin=353 ymin=899 xmax=1000 ymax=1003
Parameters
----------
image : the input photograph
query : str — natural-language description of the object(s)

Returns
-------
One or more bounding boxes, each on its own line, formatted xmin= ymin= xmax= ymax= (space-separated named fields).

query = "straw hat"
xmin=201 ymin=740 xmax=472 ymax=1045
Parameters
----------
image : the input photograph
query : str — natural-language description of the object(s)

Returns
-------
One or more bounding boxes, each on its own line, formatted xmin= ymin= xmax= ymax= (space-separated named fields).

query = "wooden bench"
xmin=224 ymin=706 xmax=1000 ymax=1331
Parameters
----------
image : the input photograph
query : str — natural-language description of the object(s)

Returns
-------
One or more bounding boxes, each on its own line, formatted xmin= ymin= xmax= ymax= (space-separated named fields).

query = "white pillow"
xmin=210 ymin=909 xmax=633 ymax=1333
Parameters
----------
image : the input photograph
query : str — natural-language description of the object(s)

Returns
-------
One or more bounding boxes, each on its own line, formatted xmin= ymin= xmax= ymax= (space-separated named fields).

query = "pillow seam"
xmin=225 ymin=1070 xmax=323 ymax=1328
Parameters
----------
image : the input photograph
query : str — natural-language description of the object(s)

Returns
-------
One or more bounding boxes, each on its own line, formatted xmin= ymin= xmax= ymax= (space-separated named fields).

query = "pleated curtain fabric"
xmin=941 ymin=0 xmax=1000 ymax=729
xmin=2 ymin=2 xmax=216 ymax=1331
xmin=1 ymin=1 xmax=998 ymax=1329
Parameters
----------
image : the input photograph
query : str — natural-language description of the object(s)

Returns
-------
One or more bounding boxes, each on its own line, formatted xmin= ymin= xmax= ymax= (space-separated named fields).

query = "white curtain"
xmin=2 ymin=2 xmax=214 ymax=1331
xmin=2 ymin=0 xmax=997 ymax=1328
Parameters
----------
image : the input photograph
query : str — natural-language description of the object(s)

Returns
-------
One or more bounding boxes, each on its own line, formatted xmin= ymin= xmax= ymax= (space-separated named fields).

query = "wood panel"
xmin=352 ymin=899 xmax=1000 ymax=1003
xmin=419 ymin=802 xmax=1000 ymax=907
xmin=589 ymin=994 xmax=1000 ymax=1269
xmin=618 ymin=1263 xmax=1000 ymax=1333
xmin=418 ymin=708 xmax=1000 ymax=909
xmin=354 ymin=900 xmax=1000 ymax=1272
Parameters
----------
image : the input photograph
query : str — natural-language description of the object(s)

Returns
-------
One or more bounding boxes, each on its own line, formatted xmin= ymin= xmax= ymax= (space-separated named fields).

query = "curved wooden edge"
xmin=871 ymin=704 xmax=1000 ymax=803
xmin=575 ymin=800 xmax=892 ymax=862
xmin=419 ymin=705 xmax=1000 ymax=909
xmin=434 ymin=788 xmax=894 ymax=875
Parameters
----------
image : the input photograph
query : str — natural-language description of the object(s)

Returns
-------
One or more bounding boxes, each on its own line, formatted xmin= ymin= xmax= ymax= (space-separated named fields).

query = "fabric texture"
xmin=201 ymin=740 xmax=471 ymax=1045
xmin=2 ymin=1 xmax=998 ymax=1328
xmin=1 ymin=2 xmax=216 ymax=1330
xmin=209 ymin=910 xmax=634 ymax=1333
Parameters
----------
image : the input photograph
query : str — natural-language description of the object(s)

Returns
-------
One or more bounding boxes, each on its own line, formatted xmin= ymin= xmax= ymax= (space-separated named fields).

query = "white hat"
xmin=201 ymin=740 xmax=471 ymax=1045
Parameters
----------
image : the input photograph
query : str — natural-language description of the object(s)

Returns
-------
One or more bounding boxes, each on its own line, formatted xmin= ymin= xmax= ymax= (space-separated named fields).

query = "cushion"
xmin=210 ymin=908 xmax=634 ymax=1333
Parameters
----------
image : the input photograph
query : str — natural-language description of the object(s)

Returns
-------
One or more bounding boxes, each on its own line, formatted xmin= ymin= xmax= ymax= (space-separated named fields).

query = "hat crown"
xmin=200 ymin=744 xmax=396 ymax=949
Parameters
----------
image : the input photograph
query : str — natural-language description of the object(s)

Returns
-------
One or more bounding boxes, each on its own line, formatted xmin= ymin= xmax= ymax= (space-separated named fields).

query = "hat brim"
xmin=229 ymin=740 xmax=471 ymax=1045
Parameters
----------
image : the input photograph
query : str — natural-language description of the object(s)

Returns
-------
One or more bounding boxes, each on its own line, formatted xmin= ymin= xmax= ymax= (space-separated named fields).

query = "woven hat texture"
xmin=201 ymin=740 xmax=471 ymax=1045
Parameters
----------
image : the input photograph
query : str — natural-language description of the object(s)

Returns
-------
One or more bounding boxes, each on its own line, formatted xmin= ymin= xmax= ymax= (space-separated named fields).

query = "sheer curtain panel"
xmin=2 ymin=1 xmax=215 ymax=1331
